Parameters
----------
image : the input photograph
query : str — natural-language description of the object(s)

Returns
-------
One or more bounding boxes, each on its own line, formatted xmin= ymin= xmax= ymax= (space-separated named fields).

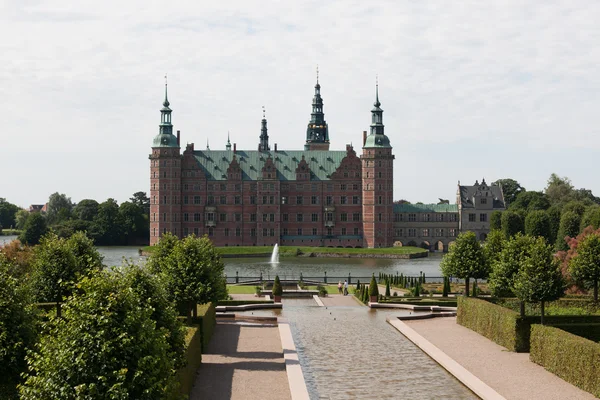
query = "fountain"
xmin=270 ymin=243 xmax=279 ymax=264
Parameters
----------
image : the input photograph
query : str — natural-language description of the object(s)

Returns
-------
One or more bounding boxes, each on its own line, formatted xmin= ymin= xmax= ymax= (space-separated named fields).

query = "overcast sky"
xmin=2 ymin=0 xmax=600 ymax=208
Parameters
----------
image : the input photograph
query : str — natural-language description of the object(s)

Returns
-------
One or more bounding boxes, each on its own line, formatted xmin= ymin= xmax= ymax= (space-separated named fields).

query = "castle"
xmin=149 ymin=77 xmax=505 ymax=250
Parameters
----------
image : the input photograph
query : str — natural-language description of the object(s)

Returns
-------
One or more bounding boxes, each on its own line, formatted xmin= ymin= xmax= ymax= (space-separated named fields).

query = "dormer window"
xmin=481 ymin=198 xmax=487 ymax=205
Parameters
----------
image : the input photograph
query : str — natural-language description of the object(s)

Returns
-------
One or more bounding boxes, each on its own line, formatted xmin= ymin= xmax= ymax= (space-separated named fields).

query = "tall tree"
xmin=546 ymin=205 xmax=562 ymax=246
xmin=91 ymin=199 xmax=124 ymax=245
xmin=525 ymin=210 xmax=552 ymax=243
xmin=119 ymin=201 xmax=149 ymax=244
xmin=561 ymin=200 xmax=587 ymax=217
xmin=441 ymin=231 xmax=488 ymax=297
xmin=46 ymin=193 xmax=73 ymax=225
xmin=493 ymin=179 xmax=525 ymax=206
xmin=66 ymin=231 xmax=104 ymax=272
xmin=555 ymin=211 xmax=582 ymax=251
xmin=568 ymin=232 xmax=600 ymax=301
xmin=130 ymin=192 xmax=150 ymax=214
xmin=581 ymin=206 xmax=600 ymax=231
xmin=545 ymin=173 xmax=574 ymax=206
xmin=513 ymin=237 xmax=564 ymax=324
xmin=146 ymin=233 xmax=179 ymax=275
xmin=19 ymin=272 xmax=180 ymax=400
xmin=72 ymin=199 xmax=99 ymax=221
xmin=14 ymin=209 xmax=30 ymax=230
xmin=0 ymin=198 xmax=20 ymax=230
xmin=18 ymin=213 xmax=48 ymax=246
xmin=490 ymin=210 xmax=502 ymax=231
xmin=501 ymin=210 xmax=524 ymax=239
xmin=483 ymin=229 xmax=505 ymax=266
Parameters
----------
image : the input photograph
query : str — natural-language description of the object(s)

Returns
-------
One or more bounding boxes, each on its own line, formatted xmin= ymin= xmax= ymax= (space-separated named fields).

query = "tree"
xmin=15 ymin=209 xmax=30 ymax=230
xmin=509 ymin=191 xmax=550 ymax=211
xmin=272 ymin=275 xmax=283 ymax=298
xmin=369 ymin=274 xmax=379 ymax=298
xmin=0 ymin=198 xmax=20 ymax=230
xmin=0 ymin=256 xmax=37 ymax=398
xmin=561 ymin=200 xmax=587 ymax=217
xmin=385 ymin=279 xmax=391 ymax=297
xmin=555 ymin=211 xmax=582 ymax=251
xmin=501 ymin=211 xmax=524 ymax=239
xmin=66 ymin=231 xmax=104 ymax=272
xmin=46 ymin=192 xmax=73 ymax=225
xmin=122 ymin=264 xmax=186 ymax=368
xmin=146 ymin=233 xmax=179 ymax=274
xmin=525 ymin=210 xmax=552 ymax=243
xmin=483 ymin=229 xmax=505 ymax=266
xmin=568 ymin=233 xmax=600 ymax=301
xmin=130 ymin=191 xmax=150 ymax=214
xmin=91 ymin=198 xmax=124 ymax=245
xmin=545 ymin=173 xmax=574 ymax=205
xmin=489 ymin=233 xmax=537 ymax=311
xmin=158 ymin=235 xmax=227 ymax=323
xmin=72 ymin=199 xmax=99 ymax=221
xmin=19 ymin=272 xmax=180 ymax=400
xmin=0 ymin=240 xmax=34 ymax=281
xmin=513 ymin=237 xmax=563 ymax=324
xmin=18 ymin=213 xmax=48 ymax=245
xmin=546 ymin=205 xmax=562 ymax=245
xmin=493 ymin=179 xmax=525 ymax=206
xmin=119 ymin=201 xmax=149 ymax=244
xmin=581 ymin=206 xmax=600 ymax=231
xmin=490 ymin=211 xmax=502 ymax=231
xmin=441 ymin=231 xmax=488 ymax=297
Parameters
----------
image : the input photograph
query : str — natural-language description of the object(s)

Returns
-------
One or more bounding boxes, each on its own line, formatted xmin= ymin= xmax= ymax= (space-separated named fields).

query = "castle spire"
xmin=226 ymin=131 xmax=231 ymax=151
xmin=370 ymin=78 xmax=384 ymax=135
xmin=305 ymin=67 xmax=330 ymax=150
xmin=163 ymin=74 xmax=170 ymax=107
xmin=159 ymin=74 xmax=173 ymax=136
xmin=259 ymin=106 xmax=270 ymax=152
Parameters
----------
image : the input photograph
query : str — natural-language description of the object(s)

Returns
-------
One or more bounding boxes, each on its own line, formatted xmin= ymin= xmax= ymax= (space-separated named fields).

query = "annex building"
xmin=149 ymin=78 xmax=505 ymax=250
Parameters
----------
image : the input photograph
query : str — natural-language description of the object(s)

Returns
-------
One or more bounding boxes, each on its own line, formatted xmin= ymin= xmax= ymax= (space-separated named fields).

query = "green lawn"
xmin=227 ymin=285 xmax=260 ymax=294
xmin=142 ymin=245 xmax=426 ymax=257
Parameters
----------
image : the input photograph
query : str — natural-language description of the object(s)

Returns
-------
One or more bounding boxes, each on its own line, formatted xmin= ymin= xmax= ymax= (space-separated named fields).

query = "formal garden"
xmin=0 ymin=232 xmax=227 ymax=399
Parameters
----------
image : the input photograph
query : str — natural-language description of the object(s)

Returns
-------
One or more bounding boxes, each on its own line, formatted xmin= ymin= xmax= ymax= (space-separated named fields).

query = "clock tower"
xmin=305 ymin=68 xmax=330 ymax=151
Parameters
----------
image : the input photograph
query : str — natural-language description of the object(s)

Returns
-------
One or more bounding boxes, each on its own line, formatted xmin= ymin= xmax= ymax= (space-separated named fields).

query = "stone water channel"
xmin=239 ymin=299 xmax=477 ymax=399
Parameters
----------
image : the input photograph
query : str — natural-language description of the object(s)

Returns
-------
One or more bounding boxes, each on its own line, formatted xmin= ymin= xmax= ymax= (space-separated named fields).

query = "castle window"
xmin=311 ymin=213 xmax=319 ymax=222
xmin=343 ymin=172 xmax=348 ymax=178
xmin=194 ymin=196 xmax=201 ymax=205
xmin=378 ymin=213 xmax=382 ymax=222
xmin=296 ymin=214 xmax=304 ymax=222
xmin=163 ymin=171 xmax=167 ymax=178
xmin=184 ymin=213 xmax=189 ymax=222
xmin=282 ymin=214 xmax=288 ymax=222
xmin=163 ymin=196 xmax=167 ymax=204
xmin=208 ymin=227 xmax=214 ymax=236
xmin=311 ymin=196 xmax=318 ymax=205
xmin=326 ymin=196 xmax=333 ymax=205
xmin=449 ymin=229 xmax=456 ymax=237
xmin=250 ymin=196 xmax=256 ymax=205
xmin=449 ymin=214 xmax=457 ymax=222
xmin=341 ymin=184 xmax=347 ymax=190
xmin=353 ymin=213 xmax=360 ymax=222
xmin=378 ymin=196 xmax=382 ymax=205
xmin=235 ymin=214 xmax=241 ymax=222
xmin=327 ymin=227 xmax=333 ymax=236
xmin=263 ymin=229 xmax=268 ymax=237
xmin=480 ymin=213 xmax=488 ymax=222
xmin=354 ymin=227 xmax=359 ymax=235
xmin=342 ymin=228 xmax=347 ymax=235
xmin=270 ymin=229 xmax=275 ymax=237
xmin=340 ymin=213 xmax=348 ymax=222
xmin=153 ymin=227 xmax=156 ymax=236
xmin=340 ymin=196 xmax=347 ymax=204
xmin=312 ymin=184 xmax=318 ymax=192
xmin=206 ymin=213 xmax=214 ymax=222
xmin=163 ymin=228 xmax=167 ymax=235
xmin=408 ymin=214 xmax=416 ymax=222
xmin=219 ymin=196 xmax=225 ymax=205
xmin=224 ymin=228 xmax=229 ymax=237
xmin=326 ymin=213 xmax=333 ymax=221
xmin=327 ymin=184 xmax=333 ymax=191
xmin=283 ymin=228 xmax=288 ymax=236
xmin=353 ymin=184 xmax=359 ymax=190
xmin=235 ymin=196 xmax=241 ymax=205
xmin=297 ymin=228 xmax=303 ymax=235
xmin=194 ymin=213 xmax=201 ymax=222
xmin=296 ymin=196 xmax=303 ymax=205
xmin=207 ymin=196 xmax=215 ymax=205
xmin=469 ymin=213 xmax=476 ymax=222
xmin=436 ymin=214 xmax=444 ymax=222
xmin=424 ymin=214 xmax=431 ymax=222
xmin=270 ymin=214 xmax=275 ymax=222
xmin=263 ymin=214 xmax=268 ymax=222
xmin=262 ymin=196 xmax=267 ymax=204
xmin=184 ymin=227 xmax=189 ymax=236
xmin=184 ymin=184 xmax=189 ymax=191
xmin=378 ymin=172 xmax=382 ymax=178
xmin=312 ymin=228 xmax=318 ymax=235
xmin=408 ymin=228 xmax=416 ymax=237
xmin=481 ymin=198 xmax=487 ymax=205
xmin=194 ymin=227 xmax=199 ymax=236
xmin=250 ymin=213 xmax=257 ymax=222
xmin=220 ymin=184 xmax=226 ymax=191
xmin=184 ymin=196 xmax=189 ymax=205
xmin=353 ymin=196 xmax=359 ymax=205
xmin=219 ymin=213 xmax=227 ymax=222
xmin=422 ymin=229 xmax=429 ymax=237
xmin=163 ymin=213 xmax=166 ymax=222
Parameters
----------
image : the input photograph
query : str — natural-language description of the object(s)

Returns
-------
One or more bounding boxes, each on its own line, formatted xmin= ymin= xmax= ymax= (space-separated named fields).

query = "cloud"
xmin=1 ymin=0 xmax=599 ymax=206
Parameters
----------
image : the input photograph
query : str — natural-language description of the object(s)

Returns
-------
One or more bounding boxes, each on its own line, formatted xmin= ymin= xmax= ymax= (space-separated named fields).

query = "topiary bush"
xmin=272 ymin=275 xmax=283 ymax=297
xmin=385 ymin=280 xmax=391 ymax=298
xmin=369 ymin=275 xmax=379 ymax=297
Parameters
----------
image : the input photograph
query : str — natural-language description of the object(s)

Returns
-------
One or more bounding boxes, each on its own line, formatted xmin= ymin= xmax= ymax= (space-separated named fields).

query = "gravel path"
xmin=321 ymin=294 xmax=362 ymax=307
xmin=405 ymin=317 xmax=596 ymax=400
xmin=190 ymin=322 xmax=291 ymax=400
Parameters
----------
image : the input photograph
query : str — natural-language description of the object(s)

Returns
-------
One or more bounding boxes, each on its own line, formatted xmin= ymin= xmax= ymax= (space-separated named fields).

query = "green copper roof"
xmin=363 ymin=134 xmax=391 ymax=148
xmin=153 ymin=133 xmax=179 ymax=147
xmin=394 ymin=203 xmax=458 ymax=213
xmin=193 ymin=150 xmax=348 ymax=181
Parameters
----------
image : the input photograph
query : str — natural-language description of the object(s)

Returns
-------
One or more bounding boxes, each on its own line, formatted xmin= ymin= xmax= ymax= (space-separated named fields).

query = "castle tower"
xmin=361 ymin=82 xmax=394 ymax=248
xmin=258 ymin=107 xmax=270 ymax=152
xmin=305 ymin=67 xmax=330 ymax=150
xmin=149 ymin=79 xmax=182 ymax=245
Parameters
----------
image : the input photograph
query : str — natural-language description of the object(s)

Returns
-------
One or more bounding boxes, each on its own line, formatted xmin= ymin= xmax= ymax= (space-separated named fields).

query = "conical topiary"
xmin=385 ymin=280 xmax=391 ymax=298
xmin=442 ymin=277 xmax=449 ymax=297
xmin=272 ymin=275 xmax=283 ymax=297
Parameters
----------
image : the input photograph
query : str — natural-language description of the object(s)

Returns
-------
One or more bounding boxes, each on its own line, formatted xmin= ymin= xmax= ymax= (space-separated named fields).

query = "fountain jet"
xmin=271 ymin=243 xmax=279 ymax=264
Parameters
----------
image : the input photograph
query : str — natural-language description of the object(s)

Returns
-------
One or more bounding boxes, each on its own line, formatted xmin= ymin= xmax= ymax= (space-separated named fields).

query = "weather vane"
xmin=165 ymin=73 xmax=168 ymax=86
xmin=262 ymin=105 xmax=266 ymax=118
xmin=316 ymin=64 xmax=319 ymax=83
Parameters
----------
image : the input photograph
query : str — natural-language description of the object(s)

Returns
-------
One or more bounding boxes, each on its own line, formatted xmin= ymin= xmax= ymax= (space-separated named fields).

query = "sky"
xmin=2 ymin=0 xmax=600 ymax=208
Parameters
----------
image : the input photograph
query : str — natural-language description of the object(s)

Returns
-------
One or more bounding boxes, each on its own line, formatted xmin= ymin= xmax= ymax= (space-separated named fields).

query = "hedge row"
xmin=383 ymin=299 xmax=457 ymax=307
xmin=457 ymin=297 xmax=529 ymax=352
xmin=177 ymin=326 xmax=203 ymax=396
xmin=196 ymin=303 xmax=216 ymax=352
xmin=217 ymin=300 xmax=275 ymax=306
xmin=530 ymin=325 xmax=600 ymax=398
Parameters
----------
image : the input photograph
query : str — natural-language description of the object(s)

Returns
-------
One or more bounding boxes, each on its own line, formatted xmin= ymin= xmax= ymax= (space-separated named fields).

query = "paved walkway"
xmin=404 ymin=317 xmax=595 ymax=400
xmin=321 ymin=293 xmax=362 ymax=307
xmin=190 ymin=321 xmax=291 ymax=400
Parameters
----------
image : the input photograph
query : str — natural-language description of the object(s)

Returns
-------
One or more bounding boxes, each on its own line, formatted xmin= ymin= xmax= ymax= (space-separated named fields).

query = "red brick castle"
xmin=149 ymin=76 xmax=395 ymax=248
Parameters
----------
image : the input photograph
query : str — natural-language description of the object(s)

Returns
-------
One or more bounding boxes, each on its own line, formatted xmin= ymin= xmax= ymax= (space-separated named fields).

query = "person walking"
xmin=343 ymin=280 xmax=348 ymax=296
xmin=338 ymin=281 xmax=343 ymax=294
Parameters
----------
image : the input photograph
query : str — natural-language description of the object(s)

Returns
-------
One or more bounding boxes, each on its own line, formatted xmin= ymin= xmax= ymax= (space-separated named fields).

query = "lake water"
xmin=0 ymin=235 xmax=443 ymax=278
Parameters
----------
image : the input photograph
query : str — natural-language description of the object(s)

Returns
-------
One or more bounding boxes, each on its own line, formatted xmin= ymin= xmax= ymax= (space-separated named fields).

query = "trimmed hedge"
xmin=530 ymin=325 xmax=600 ymax=398
xmin=217 ymin=300 xmax=275 ymax=306
xmin=177 ymin=326 xmax=202 ymax=396
xmin=196 ymin=303 xmax=216 ymax=352
xmin=457 ymin=297 xmax=530 ymax=352
xmin=383 ymin=300 xmax=458 ymax=307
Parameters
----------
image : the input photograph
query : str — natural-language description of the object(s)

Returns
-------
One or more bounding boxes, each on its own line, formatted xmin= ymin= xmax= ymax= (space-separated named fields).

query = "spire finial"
xmin=206 ymin=139 xmax=210 ymax=150
xmin=227 ymin=131 xmax=231 ymax=144
xmin=374 ymin=75 xmax=381 ymax=107
xmin=163 ymin=73 xmax=170 ymax=107
xmin=262 ymin=105 xmax=266 ymax=119
xmin=316 ymin=64 xmax=319 ymax=84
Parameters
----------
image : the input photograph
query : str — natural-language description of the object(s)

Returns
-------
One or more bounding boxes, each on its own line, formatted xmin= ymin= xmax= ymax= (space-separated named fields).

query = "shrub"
xmin=393 ymin=291 xmax=398 ymax=297
xmin=369 ymin=275 xmax=379 ymax=297
xmin=176 ymin=326 xmax=202 ymax=397
xmin=530 ymin=325 xmax=600 ymax=397
xmin=196 ymin=303 xmax=216 ymax=352
xmin=317 ymin=284 xmax=328 ymax=297
xmin=272 ymin=275 xmax=283 ymax=297
xmin=385 ymin=280 xmax=391 ymax=297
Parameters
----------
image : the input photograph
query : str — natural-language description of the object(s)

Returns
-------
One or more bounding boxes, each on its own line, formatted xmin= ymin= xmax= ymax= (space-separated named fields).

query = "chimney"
xmin=177 ymin=130 xmax=181 ymax=146
xmin=362 ymin=131 xmax=367 ymax=146
xmin=233 ymin=143 xmax=237 ymax=153
xmin=274 ymin=143 xmax=278 ymax=152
